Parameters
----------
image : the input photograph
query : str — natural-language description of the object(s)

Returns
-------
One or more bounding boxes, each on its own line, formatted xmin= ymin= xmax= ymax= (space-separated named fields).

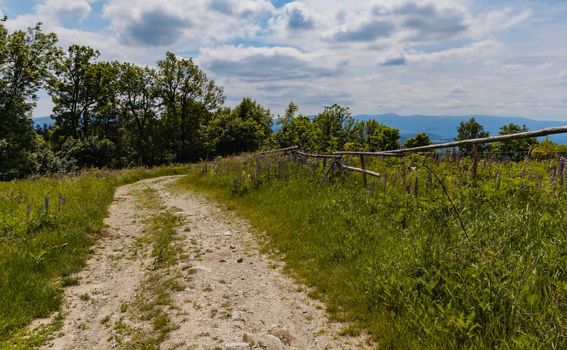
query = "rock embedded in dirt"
xmin=237 ymin=257 xmax=244 ymax=263
xmin=232 ymin=311 xmax=245 ymax=323
xmin=225 ymin=342 xmax=250 ymax=350
xmin=260 ymin=334 xmax=286 ymax=350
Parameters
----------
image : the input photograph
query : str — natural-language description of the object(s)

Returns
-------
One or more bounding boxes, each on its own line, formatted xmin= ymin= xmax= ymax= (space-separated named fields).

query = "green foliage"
xmin=58 ymin=135 xmax=117 ymax=168
xmin=275 ymin=104 xmax=401 ymax=153
xmin=456 ymin=118 xmax=490 ymax=153
xmin=30 ymin=135 xmax=76 ymax=175
xmin=181 ymin=154 xmax=567 ymax=349
xmin=0 ymin=20 xmax=59 ymax=180
xmin=405 ymin=132 xmax=432 ymax=148
xmin=358 ymin=120 xmax=400 ymax=151
xmin=0 ymin=166 xmax=188 ymax=345
xmin=157 ymin=51 xmax=225 ymax=162
xmin=275 ymin=102 xmax=319 ymax=151
xmin=314 ymin=104 xmax=355 ymax=152
xmin=530 ymin=138 xmax=567 ymax=159
xmin=276 ymin=114 xmax=320 ymax=151
xmin=210 ymin=98 xmax=273 ymax=156
xmin=491 ymin=124 xmax=537 ymax=161
xmin=117 ymin=63 xmax=162 ymax=165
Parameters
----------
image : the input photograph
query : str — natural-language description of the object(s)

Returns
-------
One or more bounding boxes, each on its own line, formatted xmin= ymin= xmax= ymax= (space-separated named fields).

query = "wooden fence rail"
xmin=385 ymin=126 xmax=567 ymax=154
xmin=258 ymin=146 xmax=298 ymax=155
xmin=296 ymin=151 xmax=339 ymax=159
xmin=259 ymin=125 xmax=567 ymax=182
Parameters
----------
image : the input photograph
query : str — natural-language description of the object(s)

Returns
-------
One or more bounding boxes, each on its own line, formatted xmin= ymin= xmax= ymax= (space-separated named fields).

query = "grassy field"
xmin=179 ymin=153 xmax=566 ymax=349
xmin=0 ymin=166 xmax=187 ymax=347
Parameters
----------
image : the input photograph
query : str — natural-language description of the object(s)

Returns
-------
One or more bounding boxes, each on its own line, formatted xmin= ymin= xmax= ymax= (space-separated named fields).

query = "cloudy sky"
xmin=3 ymin=0 xmax=567 ymax=120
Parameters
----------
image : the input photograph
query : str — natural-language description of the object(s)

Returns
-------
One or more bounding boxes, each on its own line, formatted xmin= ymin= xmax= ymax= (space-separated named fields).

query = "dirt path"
xmin=42 ymin=176 xmax=372 ymax=350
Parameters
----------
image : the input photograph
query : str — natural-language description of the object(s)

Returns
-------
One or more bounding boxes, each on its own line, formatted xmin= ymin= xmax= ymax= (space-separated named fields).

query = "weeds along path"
xmin=42 ymin=176 xmax=372 ymax=350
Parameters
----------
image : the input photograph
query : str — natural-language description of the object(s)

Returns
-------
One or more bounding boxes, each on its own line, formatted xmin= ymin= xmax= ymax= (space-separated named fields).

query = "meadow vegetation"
xmin=0 ymin=166 xmax=187 ymax=346
xmin=179 ymin=152 xmax=566 ymax=349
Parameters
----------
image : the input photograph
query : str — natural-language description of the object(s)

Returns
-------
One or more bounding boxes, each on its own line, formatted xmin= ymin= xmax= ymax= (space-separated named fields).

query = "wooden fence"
xmin=263 ymin=125 xmax=567 ymax=185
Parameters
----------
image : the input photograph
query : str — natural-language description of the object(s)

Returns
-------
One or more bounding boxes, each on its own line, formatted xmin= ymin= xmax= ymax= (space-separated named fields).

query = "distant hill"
xmin=355 ymin=113 xmax=567 ymax=144
xmin=32 ymin=116 xmax=54 ymax=128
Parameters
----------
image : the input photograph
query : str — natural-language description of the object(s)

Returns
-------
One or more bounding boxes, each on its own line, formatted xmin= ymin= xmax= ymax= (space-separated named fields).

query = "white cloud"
xmin=471 ymin=8 xmax=532 ymax=38
xmin=2 ymin=0 xmax=563 ymax=119
xmin=405 ymin=40 xmax=504 ymax=65
xmin=36 ymin=0 xmax=92 ymax=20
xmin=102 ymin=0 xmax=275 ymax=46
xmin=199 ymin=45 xmax=343 ymax=82
xmin=270 ymin=1 xmax=315 ymax=38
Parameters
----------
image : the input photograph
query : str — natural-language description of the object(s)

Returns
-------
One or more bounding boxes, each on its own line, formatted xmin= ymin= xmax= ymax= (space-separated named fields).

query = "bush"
xmin=58 ymin=136 xmax=117 ymax=168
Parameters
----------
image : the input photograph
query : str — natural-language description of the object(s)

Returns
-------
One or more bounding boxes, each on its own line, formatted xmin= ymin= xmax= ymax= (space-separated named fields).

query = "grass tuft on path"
xmin=113 ymin=188 xmax=184 ymax=349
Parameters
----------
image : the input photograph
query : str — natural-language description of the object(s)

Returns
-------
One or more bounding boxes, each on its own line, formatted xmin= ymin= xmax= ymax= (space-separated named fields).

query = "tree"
xmin=157 ymin=52 xmax=224 ymax=162
xmin=277 ymin=101 xmax=298 ymax=127
xmin=365 ymin=120 xmax=400 ymax=151
xmin=350 ymin=120 xmax=400 ymax=151
xmin=117 ymin=63 xmax=161 ymax=165
xmin=313 ymin=104 xmax=355 ymax=153
xmin=210 ymin=98 xmax=273 ymax=156
xmin=275 ymin=102 xmax=319 ymax=151
xmin=0 ymin=20 xmax=59 ymax=180
xmin=456 ymin=118 xmax=489 ymax=153
xmin=48 ymin=45 xmax=101 ymax=142
xmin=404 ymin=132 xmax=431 ymax=148
xmin=492 ymin=123 xmax=537 ymax=161
xmin=48 ymin=46 xmax=124 ymax=167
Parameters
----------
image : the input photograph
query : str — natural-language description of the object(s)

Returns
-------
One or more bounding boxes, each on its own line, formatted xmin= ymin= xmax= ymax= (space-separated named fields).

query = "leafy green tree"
xmin=351 ymin=120 xmax=400 ymax=151
xmin=117 ymin=63 xmax=162 ymax=165
xmin=365 ymin=120 xmax=400 ymax=151
xmin=48 ymin=46 xmax=124 ymax=167
xmin=277 ymin=101 xmax=298 ymax=126
xmin=88 ymin=61 xmax=121 ymax=143
xmin=404 ymin=132 xmax=432 ymax=148
xmin=314 ymin=104 xmax=355 ymax=152
xmin=157 ymin=52 xmax=224 ymax=161
xmin=492 ymin=123 xmax=537 ymax=160
xmin=210 ymin=98 xmax=273 ymax=156
xmin=58 ymin=135 xmax=116 ymax=168
xmin=275 ymin=102 xmax=319 ymax=151
xmin=456 ymin=118 xmax=489 ymax=153
xmin=48 ymin=45 xmax=101 ymax=142
xmin=0 ymin=20 xmax=59 ymax=180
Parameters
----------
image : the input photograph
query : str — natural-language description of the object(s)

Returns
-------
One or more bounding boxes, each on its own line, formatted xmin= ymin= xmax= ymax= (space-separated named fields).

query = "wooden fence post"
xmin=360 ymin=154 xmax=367 ymax=187
xmin=472 ymin=143 xmax=479 ymax=181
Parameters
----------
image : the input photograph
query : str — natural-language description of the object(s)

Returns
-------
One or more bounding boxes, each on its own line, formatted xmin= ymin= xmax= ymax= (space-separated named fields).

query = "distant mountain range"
xmin=357 ymin=113 xmax=567 ymax=144
xmin=34 ymin=113 xmax=567 ymax=144
xmin=33 ymin=116 xmax=54 ymax=128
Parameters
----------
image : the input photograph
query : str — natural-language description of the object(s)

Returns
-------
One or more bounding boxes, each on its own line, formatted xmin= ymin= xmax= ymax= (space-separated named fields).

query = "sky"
xmin=3 ymin=0 xmax=567 ymax=121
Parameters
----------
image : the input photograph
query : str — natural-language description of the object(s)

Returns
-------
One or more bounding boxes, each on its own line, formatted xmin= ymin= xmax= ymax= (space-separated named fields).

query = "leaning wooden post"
xmin=471 ymin=143 xmax=479 ymax=181
xmin=360 ymin=154 xmax=367 ymax=187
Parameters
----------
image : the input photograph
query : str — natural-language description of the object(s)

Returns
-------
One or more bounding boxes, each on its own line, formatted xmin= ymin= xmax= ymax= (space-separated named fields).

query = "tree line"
xmin=1 ymin=21 xmax=564 ymax=180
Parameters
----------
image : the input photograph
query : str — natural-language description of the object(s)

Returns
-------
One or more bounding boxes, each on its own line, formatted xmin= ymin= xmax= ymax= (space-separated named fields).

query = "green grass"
xmin=178 ymin=153 xmax=566 ymax=349
xmin=0 ymin=166 xmax=187 ymax=347
xmin=114 ymin=190 xmax=183 ymax=349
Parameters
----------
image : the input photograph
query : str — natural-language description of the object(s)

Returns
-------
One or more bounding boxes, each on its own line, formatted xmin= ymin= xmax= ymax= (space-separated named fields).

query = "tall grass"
xmin=0 ymin=166 xmax=187 ymax=345
xmin=179 ymin=154 xmax=566 ymax=349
